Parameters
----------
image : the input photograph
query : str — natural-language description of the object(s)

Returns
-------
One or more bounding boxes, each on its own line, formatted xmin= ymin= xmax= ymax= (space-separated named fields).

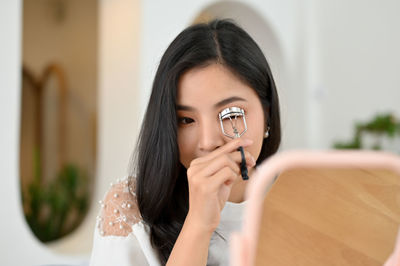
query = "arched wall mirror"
xmin=192 ymin=1 xmax=285 ymax=92
xmin=20 ymin=0 xmax=98 ymax=243
xmin=192 ymin=1 xmax=284 ymax=77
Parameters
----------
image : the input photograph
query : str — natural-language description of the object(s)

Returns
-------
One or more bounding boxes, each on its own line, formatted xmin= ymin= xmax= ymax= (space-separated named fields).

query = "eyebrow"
xmin=176 ymin=96 xmax=247 ymax=111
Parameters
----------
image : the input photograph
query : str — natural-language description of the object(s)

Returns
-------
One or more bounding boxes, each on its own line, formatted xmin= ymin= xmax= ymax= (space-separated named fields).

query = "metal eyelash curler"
xmin=218 ymin=107 xmax=249 ymax=180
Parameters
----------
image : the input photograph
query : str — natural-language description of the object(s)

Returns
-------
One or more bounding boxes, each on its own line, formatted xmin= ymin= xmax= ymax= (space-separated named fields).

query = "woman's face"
xmin=176 ymin=63 xmax=266 ymax=174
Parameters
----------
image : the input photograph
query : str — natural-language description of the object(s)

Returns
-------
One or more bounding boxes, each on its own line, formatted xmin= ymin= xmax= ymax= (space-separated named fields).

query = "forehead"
xmin=177 ymin=63 xmax=257 ymax=105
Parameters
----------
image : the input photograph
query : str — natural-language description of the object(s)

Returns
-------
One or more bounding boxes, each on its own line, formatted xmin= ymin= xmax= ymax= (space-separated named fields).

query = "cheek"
xmin=246 ymin=128 xmax=264 ymax=161
xmin=245 ymin=112 xmax=265 ymax=160
xmin=177 ymin=129 xmax=197 ymax=168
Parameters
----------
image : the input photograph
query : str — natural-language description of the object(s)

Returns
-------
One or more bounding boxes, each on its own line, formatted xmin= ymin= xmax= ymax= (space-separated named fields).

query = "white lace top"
xmin=89 ymin=177 xmax=246 ymax=266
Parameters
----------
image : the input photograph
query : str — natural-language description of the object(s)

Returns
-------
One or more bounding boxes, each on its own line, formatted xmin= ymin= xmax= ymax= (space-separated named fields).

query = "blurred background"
xmin=1 ymin=0 xmax=399 ymax=265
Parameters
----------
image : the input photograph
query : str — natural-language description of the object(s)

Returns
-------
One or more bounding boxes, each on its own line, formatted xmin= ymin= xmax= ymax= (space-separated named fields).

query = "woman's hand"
xmin=185 ymin=138 xmax=256 ymax=234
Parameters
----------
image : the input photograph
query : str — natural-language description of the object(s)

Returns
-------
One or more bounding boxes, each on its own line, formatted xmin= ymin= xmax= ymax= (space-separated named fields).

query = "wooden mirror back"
xmin=256 ymin=168 xmax=400 ymax=266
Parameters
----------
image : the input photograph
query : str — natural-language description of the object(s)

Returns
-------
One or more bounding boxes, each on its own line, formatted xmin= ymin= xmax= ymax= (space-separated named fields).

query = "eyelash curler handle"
xmin=218 ymin=107 xmax=249 ymax=180
xmin=238 ymin=146 xmax=249 ymax=180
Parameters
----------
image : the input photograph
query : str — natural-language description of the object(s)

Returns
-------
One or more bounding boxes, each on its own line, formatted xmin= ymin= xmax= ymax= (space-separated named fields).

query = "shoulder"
xmin=96 ymin=177 xmax=142 ymax=237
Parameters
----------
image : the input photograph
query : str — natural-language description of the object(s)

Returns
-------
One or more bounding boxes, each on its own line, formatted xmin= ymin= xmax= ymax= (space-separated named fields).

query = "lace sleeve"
xmin=96 ymin=177 xmax=141 ymax=237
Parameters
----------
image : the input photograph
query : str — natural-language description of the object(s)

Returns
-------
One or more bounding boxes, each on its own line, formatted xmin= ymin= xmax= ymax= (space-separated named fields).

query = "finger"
xmin=188 ymin=150 xmax=255 ymax=180
xmin=191 ymin=138 xmax=253 ymax=166
xmin=208 ymin=166 xmax=239 ymax=191
xmin=194 ymin=153 xmax=241 ymax=178
xmin=229 ymin=150 xmax=256 ymax=168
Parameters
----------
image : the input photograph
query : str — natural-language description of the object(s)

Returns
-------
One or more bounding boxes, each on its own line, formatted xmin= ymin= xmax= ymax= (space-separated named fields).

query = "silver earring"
xmin=264 ymin=127 xmax=270 ymax=139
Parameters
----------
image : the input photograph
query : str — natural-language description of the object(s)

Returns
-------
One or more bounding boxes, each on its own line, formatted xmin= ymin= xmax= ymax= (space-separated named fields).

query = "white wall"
xmin=0 ymin=1 xmax=24 ymax=264
xmin=96 ymin=0 xmax=141 ymax=205
xmin=313 ymin=0 xmax=400 ymax=148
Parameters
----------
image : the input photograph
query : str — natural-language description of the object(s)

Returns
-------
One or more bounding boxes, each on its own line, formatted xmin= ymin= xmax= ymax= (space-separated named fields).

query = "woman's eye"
xmin=178 ymin=117 xmax=195 ymax=125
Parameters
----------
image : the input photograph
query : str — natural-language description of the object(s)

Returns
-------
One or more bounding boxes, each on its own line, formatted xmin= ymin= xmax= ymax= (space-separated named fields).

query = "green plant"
xmin=23 ymin=149 xmax=90 ymax=242
xmin=333 ymin=113 xmax=400 ymax=150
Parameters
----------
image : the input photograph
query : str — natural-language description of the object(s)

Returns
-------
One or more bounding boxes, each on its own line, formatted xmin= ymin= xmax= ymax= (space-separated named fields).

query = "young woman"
xmin=90 ymin=19 xmax=281 ymax=266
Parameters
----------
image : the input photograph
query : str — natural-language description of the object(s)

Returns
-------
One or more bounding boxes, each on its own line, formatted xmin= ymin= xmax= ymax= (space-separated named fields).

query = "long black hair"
xmin=131 ymin=19 xmax=281 ymax=264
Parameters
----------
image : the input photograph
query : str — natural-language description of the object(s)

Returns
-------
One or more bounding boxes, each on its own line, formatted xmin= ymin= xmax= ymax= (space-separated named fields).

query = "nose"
xmin=198 ymin=117 xmax=225 ymax=153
